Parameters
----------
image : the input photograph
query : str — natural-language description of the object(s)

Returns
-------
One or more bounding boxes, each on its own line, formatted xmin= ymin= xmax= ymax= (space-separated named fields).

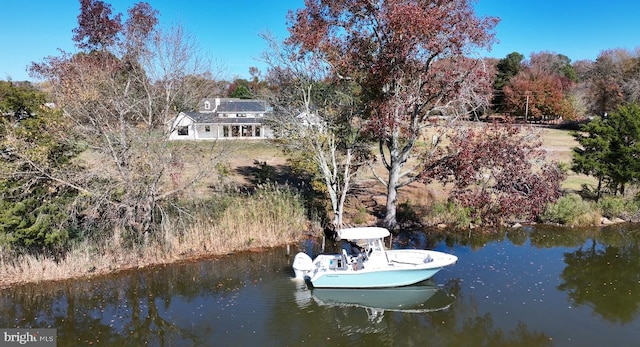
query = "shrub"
xmin=541 ymin=194 xmax=596 ymax=226
xmin=423 ymin=124 xmax=564 ymax=226
xmin=572 ymin=211 xmax=603 ymax=227
xmin=215 ymin=162 xmax=232 ymax=177
xmin=351 ymin=207 xmax=369 ymax=225
xmin=252 ymin=160 xmax=276 ymax=184
xmin=597 ymin=195 xmax=640 ymax=221
xmin=397 ymin=200 xmax=419 ymax=225
xmin=597 ymin=195 xmax=627 ymax=218
xmin=428 ymin=201 xmax=474 ymax=228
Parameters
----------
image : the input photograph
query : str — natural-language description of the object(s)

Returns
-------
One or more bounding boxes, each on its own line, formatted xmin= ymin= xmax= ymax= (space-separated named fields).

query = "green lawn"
xmin=539 ymin=127 xmax=597 ymax=192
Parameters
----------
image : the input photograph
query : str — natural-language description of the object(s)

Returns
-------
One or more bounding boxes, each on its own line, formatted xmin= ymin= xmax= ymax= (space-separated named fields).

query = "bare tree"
xmin=260 ymin=32 xmax=371 ymax=228
xmin=27 ymin=2 xmax=221 ymax=240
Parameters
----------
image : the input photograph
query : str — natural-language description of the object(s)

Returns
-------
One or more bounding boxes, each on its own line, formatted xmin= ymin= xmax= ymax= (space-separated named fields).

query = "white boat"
xmin=292 ymin=227 xmax=458 ymax=288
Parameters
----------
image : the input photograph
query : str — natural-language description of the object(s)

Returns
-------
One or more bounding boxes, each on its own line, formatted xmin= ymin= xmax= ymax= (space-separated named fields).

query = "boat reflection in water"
xmin=295 ymin=279 xmax=455 ymax=324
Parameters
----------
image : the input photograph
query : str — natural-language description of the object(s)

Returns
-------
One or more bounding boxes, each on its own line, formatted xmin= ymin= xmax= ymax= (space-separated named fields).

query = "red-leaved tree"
xmin=503 ymin=52 xmax=577 ymax=121
xmin=423 ymin=124 xmax=564 ymax=226
xmin=503 ymin=69 xmax=570 ymax=120
xmin=286 ymin=0 xmax=499 ymax=229
xmin=72 ymin=0 xmax=123 ymax=51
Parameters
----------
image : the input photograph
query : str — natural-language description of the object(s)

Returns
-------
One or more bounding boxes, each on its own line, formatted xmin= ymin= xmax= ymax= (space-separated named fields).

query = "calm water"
xmin=1 ymin=224 xmax=640 ymax=346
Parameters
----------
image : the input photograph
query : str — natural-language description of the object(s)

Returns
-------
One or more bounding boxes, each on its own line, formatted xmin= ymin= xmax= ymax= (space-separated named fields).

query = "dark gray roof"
xmin=184 ymin=111 xmax=217 ymax=123
xmin=216 ymin=99 xmax=267 ymax=113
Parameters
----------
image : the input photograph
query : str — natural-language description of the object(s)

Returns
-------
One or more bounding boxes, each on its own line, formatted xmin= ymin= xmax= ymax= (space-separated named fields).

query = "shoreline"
xmin=0 ymin=237 xmax=311 ymax=291
xmin=3 ymin=219 xmax=633 ymax=290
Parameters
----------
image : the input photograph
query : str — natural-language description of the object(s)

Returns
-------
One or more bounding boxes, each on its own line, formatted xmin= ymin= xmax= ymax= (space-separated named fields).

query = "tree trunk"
xmin=332 ymin=211 xmax=342 ymax=228
xmin=383 ymin=161 xmax=401 ymax=230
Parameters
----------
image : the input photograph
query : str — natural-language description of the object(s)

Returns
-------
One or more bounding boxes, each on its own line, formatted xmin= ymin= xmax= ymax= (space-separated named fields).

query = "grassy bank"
xmin=0 ymin=184 xmax=313 ymax=289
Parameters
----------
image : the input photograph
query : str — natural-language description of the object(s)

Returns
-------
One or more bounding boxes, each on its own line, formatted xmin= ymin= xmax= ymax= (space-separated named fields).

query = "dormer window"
xmin=204 ymin=101 xmax=211 ymax=110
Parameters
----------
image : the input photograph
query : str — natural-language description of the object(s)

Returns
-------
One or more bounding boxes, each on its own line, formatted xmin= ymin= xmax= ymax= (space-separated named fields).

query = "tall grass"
xmin=0 ymin=184 xmax=312 ymax=288
xmin=170 ymin=183 xmax=310 ymax=256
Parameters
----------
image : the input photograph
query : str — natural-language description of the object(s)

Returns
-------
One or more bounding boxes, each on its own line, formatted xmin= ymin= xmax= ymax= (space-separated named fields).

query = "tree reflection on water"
xmin=558 ymin=225 xmax=640 ymax=324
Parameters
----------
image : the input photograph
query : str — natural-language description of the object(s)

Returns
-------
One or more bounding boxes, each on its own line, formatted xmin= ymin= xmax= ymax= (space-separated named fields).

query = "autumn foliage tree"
xmin=503 ymin=52 xmax=577 ymax=121
xmin=587 ymin=49 xmax=635 ymax=117
xmin=286 ymin=0 xmax=498 ymax=229
xmin=25 ymin=1 xmax=216 ymax=243
xmin=72 ymin=0 xmax=123 ymax=50
xmin=424 ymin=124 xmax=564 ymax=225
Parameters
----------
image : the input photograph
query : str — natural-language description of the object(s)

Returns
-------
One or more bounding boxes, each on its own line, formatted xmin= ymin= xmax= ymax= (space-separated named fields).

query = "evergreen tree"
xmin=0 ymin=80 xmax=46 ymax=118
xmin=605 ymin=104 xmax=640 ymax=194
xmin=229 ymin=84 xmax=253 ymax=99
xmin=492 ymin=52 xmax=524 ymax=112
xmin=1 ymin=100 xmax=81 ymax=253
xmin=228 ymin=79 xmax=254 ymax=99
xmin=572 ymin=103 xmax=640 ymax=197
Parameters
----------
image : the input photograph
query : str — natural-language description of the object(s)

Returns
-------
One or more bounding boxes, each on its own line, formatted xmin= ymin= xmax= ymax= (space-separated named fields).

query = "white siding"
xmin=168 ymin=112 xmax=196 ymax=140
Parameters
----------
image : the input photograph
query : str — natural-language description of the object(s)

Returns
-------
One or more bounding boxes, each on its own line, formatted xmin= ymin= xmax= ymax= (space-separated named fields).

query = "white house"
xmin=168 ymin=98 xmax=273 ymax=140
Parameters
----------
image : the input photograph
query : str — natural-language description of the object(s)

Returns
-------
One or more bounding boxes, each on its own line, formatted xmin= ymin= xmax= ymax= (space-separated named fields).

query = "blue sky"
xmin=1 ymin=0 xmax=639 ymax=82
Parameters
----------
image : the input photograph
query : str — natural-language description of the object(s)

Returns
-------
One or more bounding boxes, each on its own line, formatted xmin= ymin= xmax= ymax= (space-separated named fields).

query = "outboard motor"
xmin=292 ymin=252 xmax=314 ymax=280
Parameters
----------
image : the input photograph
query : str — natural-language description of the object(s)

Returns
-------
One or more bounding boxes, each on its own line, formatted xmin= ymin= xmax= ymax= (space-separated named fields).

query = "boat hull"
xmin=309 ymin=266 xmax=444 ymax=288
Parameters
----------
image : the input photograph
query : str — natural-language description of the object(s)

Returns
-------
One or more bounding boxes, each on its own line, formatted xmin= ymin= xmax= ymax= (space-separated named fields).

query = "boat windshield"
xmin=363 ymin=239 xmax=385 ymax=252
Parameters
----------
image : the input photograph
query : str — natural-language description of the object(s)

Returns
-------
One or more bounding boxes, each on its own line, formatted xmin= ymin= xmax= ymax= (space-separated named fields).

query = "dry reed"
xmin=0 ymin=185 xmax=312 ymax=289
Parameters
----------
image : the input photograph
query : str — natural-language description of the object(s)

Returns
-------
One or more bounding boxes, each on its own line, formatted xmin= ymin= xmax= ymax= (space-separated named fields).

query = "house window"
xmin=232 ymin=126 xmax=240 ymax=137
xmin=255 ymin=125 xmax=261 ymax=137
xmin=205 ymin=125 xmax=211 ymax=132
xmin=177 ymin=126 xmax=189 ymax=136
xmin=242 ymin=125 xmax=252 ymax=137
xmin=204 ymin=101 xmax=211 ymax=110
xmin=223 ymin=125 xmax=229 ymax=137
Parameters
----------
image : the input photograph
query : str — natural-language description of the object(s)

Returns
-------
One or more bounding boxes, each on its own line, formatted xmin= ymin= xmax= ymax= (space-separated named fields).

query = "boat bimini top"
xmin=337 ymin=227 xmax=390 ymax=241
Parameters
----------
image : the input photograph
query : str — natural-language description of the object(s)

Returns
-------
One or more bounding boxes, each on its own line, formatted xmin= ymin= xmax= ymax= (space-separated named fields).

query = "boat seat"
xmin=341 ymin=249 xmax=350 ymax=269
